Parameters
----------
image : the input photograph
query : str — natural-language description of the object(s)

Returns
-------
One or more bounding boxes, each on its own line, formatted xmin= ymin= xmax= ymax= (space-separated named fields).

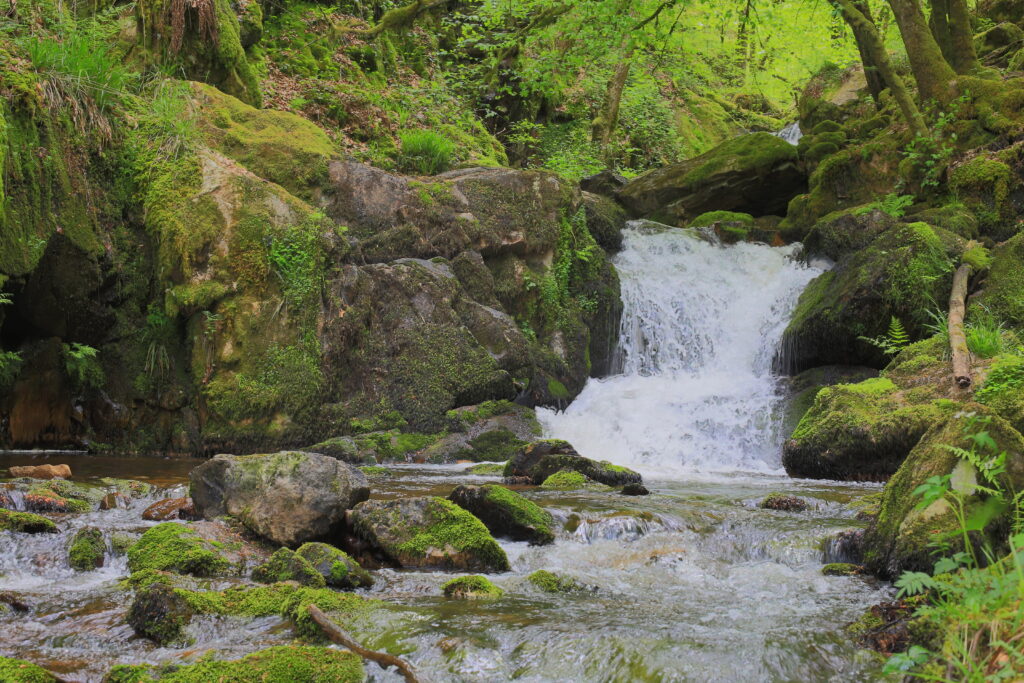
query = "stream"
xmin=0 ymin=225 xmax=892 ymax=682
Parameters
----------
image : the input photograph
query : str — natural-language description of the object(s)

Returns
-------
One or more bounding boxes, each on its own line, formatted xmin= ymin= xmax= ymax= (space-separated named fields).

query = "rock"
xmin=539 ymin=470 xmax=607 ymax=490
xmin=975 ymin=22 xmax=1024 ymax=57
xmin=300 ymin=437 xmax=373 ymax=465
xmin=802 ymin=207 xmax=897 ymax=261
xmin=616 ymin=133 xmax=805 ymax=225
xmin=295 ymin=542 xmax=373 ymax=589
xmin=0 ymin=509 xmax=57 ymax=534
xmin=189 ymin=451 xmax=370 ymax=546
xmin=465 ymin=462 xmax=504 ymax=475
xmin=580 ymin=169 xmax=628 ymax=197
xmin=7 ymin=464 xmax=71 ymax=479
xmin=781 ymin=365 xmax=880 ymax=439
xmin=759 ymin=494 xmax=808 ymax=512
xmin=979 ymin=0 xmax=1024 ymax=25
xmin=502 ymin=476 xmax=533 ymax=486
xmin=110 ymin=646 xmax=364 ymax=681
xmin=420 ymin=401 xmax=542 ymax=463
xmin=504 ymin=440 xmax=642 ymax=486
xmin=976 ymin=355 xmax=1024 ymax=434
xmin=783 ymin=376 xmax=949 ymax=481
xmin=127 ymin=582 xmax=194 ymax=646
xmin=0 ymin=657 xmax=61 ymax=682
xmin=68 ymin=526 xmax=105 ymax=571
xmin=441 ymin=575 xmax=503 ymax=599
xmin=975 ymin=232 xmax=1024 ymax=334
xmin=821 ymin=562 xmax=862 ymax=576
xmin=348 ymin=497 xmax=509 ymax=572
xmin=99 ymin=492 xmax=128 ymax=510
xmin=582 ymin=191 xmax=626 ymax=253
xmin=142 ymin=497 xmax=197 ymax=521
xmin=777 ymin=222 xmax=962 ymax=373
xmin=252 ymin=548 xmax=326 ymax=587
xmin=449 ymin=484 xmax=555 ymax=545
xmin=620 ymin=483 xmax=650 ymax=496
xmin=525 ymin=569 xmax=587 ymax=593
xmin=689 ymin=210 xmax=756 ymax=243
xmin=126 ymin=522 xmax=237 ymax=576
xmin=0 ymin=592 xmax=29 ymax=612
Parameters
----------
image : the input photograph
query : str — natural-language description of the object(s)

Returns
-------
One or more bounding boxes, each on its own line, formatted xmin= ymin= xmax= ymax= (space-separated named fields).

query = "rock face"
xmin=190 ymin=452 xmax=370 ymax=546
xmin=616 ymin=133 xmax=805 ymax=225
xmin=348 ymin=496 xmax=510 ymax=572
xmin=504 ymin=440 xmax=642 ymax=486
xmin=7 ymin=464 xmax=71 ymax=479
xmin=449 ymin=484 xmax=554 ymax=545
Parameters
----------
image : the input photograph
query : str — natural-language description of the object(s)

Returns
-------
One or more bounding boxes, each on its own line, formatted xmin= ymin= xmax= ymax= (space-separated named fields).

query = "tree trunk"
xmin=948 ymin=262 xmax=972 ymax=388
xmin=887 ymin=0 xmax=957 ymax=102
xmin=592 ymin=56 xmax=632 ymax=147
xmin=851 ymin=0 xmax=886 ymax=102
xmin=928 ymin=0 xmax=953 ymax=63
xmin=945 ymin=0 xmax=980 ymax=74
xmin=736 ymin=0 xmax=754 ymax=75
xmin=835 ymin=0 xmax=929 ymax=137
xmin=306 ymin=605 xmax=421 ymax=683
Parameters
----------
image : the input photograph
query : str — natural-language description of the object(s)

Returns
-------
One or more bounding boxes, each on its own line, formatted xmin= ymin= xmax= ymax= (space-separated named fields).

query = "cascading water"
xmin=776 ymin=121 xmax=804 ymax=145
xmin=540 ymin=221 xmax=826 ymax=476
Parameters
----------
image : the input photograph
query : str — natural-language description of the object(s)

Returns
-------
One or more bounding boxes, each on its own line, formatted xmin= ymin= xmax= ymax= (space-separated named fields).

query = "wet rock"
xmin=465 ymin=462 xmax=504 ymax=475
xmin=296 ymin=542 xmax=373 ymax=590
xmin=301 ymin=437 xmax=374 ymax=465
xmin=99 ymin=492 xmax=127 ymax=510
xmin=126 ymin=582 xmax=194 ymax=646
xmin=449 ymin=484 xmax=555 ymax=545
xmin=97 ymin=478 xmax=156 ymax=498
xmin=502 ymin=476 xmax=533 ymax=486
xmin=7 ymin=464 xmax=70 ymax=479
xmin=442 ymin=575 xmax=503 ymax=599
xmin=0 ymin=509 xmax=57 ymax=534
xmin=759 ymin=493 xmax=809 ymax=512
xmin=821 ymin=562 xmax=862 ymax=576
xmin=109 ymin=645 xmax=365 ymax=681
xmin=802 ymin=207 xmax=897 ymax=261
xmin=68 ymin=526 xmax=105 ymax=571
xmin=582 ymin=191 xmax=626 ymax=253
xmin=505 ymin=440 xmax=642 ymax=486
xmin=252 ymin=548 xmax=326 ymax=587
xmin=616 ymin=133 xmax=805 ymax=225
xmin=126 ymin=522 xmax=236 ymax=576
xmin=540 ymin=470 xmax=607 ymax=490
xmin=526 ymin=569 xmax=588 ymax=593
xmin=421 ymin=401 xmax=542 ymax=463
xmin=142 ymin=497 xmax=197 ymax=521
xmin=824 ymin=529 xmax=866 ymax=564
xmin=620 ymin=483 xmax=650 ymax=496
xmin=190 ymin=451 xmax=370 ymax=546
xmin=349 ymin=497 xmax=509 ymax=572
xmin=110 ymin=532 xmax=138 ymax=555
xmin=0 ymin=592 xmax=29 ymax=612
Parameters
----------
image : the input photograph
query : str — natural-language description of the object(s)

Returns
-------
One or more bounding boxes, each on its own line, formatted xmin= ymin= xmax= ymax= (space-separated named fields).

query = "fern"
xmin=859 ymin=316 xmax=910 ymax=356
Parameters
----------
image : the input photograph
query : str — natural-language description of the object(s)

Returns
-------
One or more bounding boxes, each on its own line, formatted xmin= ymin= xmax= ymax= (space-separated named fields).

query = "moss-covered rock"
xmin=0 ymin=657 xmax=60 ymax=682
xmin=862 ymin=410 xmax=1024 ymax=578
xmin=582 ymin=191 xmax=626 ymax=253
xmin=688 ymin=210 xmax=756 ymax=243
xmin=759 ymin=493 xmax=809 ymax=511
xmin=778 ymin=222 xmax=961 ymax=373
xmin=975 ymin=232 xmax=1024 ymax=334
xmin=107 ymin=646 xmax=364 ymax=682
xmin=802 ymin=206 xmax=897 ymax=261
xmin=127 ymin=582 xmax=196 ymax=645
xmin=821 ymin=562 xmax=861 ymax=576
xmin=441 ymin=574 xmax=503 ymax=599
xmin=504 ymin=439 xmax=642 ymax=486
xmin=976 ymin=355 xmax=1024 ymax=433
xmin=417 ymin=402 xmax=541 ymax=463
xmin=295 ymin=542 xmax=373 ymax=590
xmin=783 ymin=377 xmax=950 ymax=480
xmin=465 ymin=462 xmax=505 ymax=475
xmin=251 ymin=547 xmax=326 ymax=587
xmin=68 ymin=526 xmax=105 ymax=571
xmin=525 ymin=569 xmax=587 ymax=593
xmin=448 ymin=484 xmax=555 ymax=545
xmin=126 ymin=523 xmax=234 ymax=577
xmin=539 ymin=469 xmax=605 ymax=490
xmin=349 ymin=496 xmax=509 ymax=572
xmin=616 ymin=133 xmax=804 ymax=225
xmin=0 ymin=509 xmax=57 ymax=534
xmin=949 ymin=154 xmax=1016 ymax=240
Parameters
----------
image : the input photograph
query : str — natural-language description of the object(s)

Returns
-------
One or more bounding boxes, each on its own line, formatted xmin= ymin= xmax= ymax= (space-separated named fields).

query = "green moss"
xmin=540 ymin=469 xmax=598 ymax=490
xmin=546 ymin=378 xmax=570 ymax=400
xmin=456 ymin=428 xmax=526 ymax=462
xmin=149 ymin=646 xmax=364 ymax=682
xmin=949 ymin=156 xmax=1013 ymax=239
xmin=976 ymin=233 xmax=1024 ymax=332
xmin=688 ymin=211 xmax=755 ymax=228
xmin=441 ymin=575 xmax=503 ymax=599
xmin=961 ymin=244 xmax=992 ymax=271
xmin=846 ymin=608 xmax=885 ymax=638
xmin=360 ymin=465 xmax=391 ymax=476
xmin=821 ymin=563 xmax=861 ymax=576
xmin=481 ymin=484 xmax=554 ymax=544
xmin=295 ymin=542 xmax=373 ymax=590
xmin=976 ymin=355 xmax=1024 ymax=432
xmin=0 ymin=657 xmax=60 ymax=682
xmin=394 ymin=498 xmax=510 ymax=572
xmin=68 ymin=526 xmax=105 ymax=571
xmin=525 ymin=569 xmax=586 ymax=593
xmin=126 ymin=523 xmax=232 ymax=576
xmin=0 ymin=509 xmax=57 ymax=533
xmin=466 ymin=462 xmax=505 ymax=475
xmin=251 ymin=547 xmax=326 ymax=587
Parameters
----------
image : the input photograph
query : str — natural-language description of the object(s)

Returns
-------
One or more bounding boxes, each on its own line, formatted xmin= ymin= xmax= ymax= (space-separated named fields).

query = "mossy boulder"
xmin=189 ymin=451 xmax=370 ymax=546
xmin=127 ymin=582 xmax=196 ymax=646
xmin=781 ymin=364 xmax=880 ymax=438
xmin=416 ymin=401 xmax=542 ymax=463
xmin=17 ymin=478 xmax=102 ymax=513
xmin=616 ymin=133 xmax=805 ymax=225
xmin=0 ymin=509 xmax=57 ymax=534
xmin=251 ymin=547 xmax=326 ymax=587
xmin=68 ymin=526 xmax=105 ymax=571
xmin=783 ymin=377 xmax=949 ymax=481
xmin=582 ymin=191 xmax=627 ymax=253
xmin=300 ymin=436 xmax=374 ymax=465
xmin=976 ymin=355 xmax=1024 ymax=433
xmin=0 ymin=657 xmax=60 ymax=682
xmin=802 ymin=206 xmax=897 ymax=261
xmin=126 ymin=522 xmax=236 ymax=577
xmin=539 ymin=470 xmax=606 ymax=490
xmin=441 ymin=574 xmax=503 ymax=599
xmin=975 ymin=232 xmax=1024 ymax=333
xmin=525 ymin=569 xmax=587 ymax=593
xmin=974 ymin=22 xmax=1024 ymax=59
xmin=348 ymin=496 xmax=510 ymax=572
xmin=449 ymin=484 xmax=555 ymax=545
xmin=778 ymin=222 xmax=960 ymax=373
xmin=107 ymin=646 xmax=364 ymax=682
xmin=504 ymin=439 xmax=642 ymax=486
xmin=759 ymin=493 xmax=809 ymax=511
xmin=862 ymin=410 xmax=1024 ymax=578
xmin=295 ymin=542 xmax=373 ymax=590
xmin=949 ymin=154 xmax=1016 ymax=240
xmin=821 ymin=562 xmax=861 ymax=576
xmin=688 ymin=210 xmax=756 ymax=244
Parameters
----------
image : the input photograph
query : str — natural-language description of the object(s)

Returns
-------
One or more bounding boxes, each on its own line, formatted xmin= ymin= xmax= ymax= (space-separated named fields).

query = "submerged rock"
xmin=525 ymin=569 xmax=588 ymax=593
xmin=68 ymin=526 xmax=105 ymax=571
xmin=189 ymin=451 xmax=369 ymax=546
xmin=442 ymin=575 xmax=503 ymax=599
xmin=348 ymin=496 xmax=510 ymax=572
xmin=504 ymin=440 xmax=642 ymax=486
xmin=539 ymin=470 xmax=607 ymax=491
xmin=620 ymin=483 xmax=650 ymax=496
xmin=7 ymin=464 xmax=70 ymax=479
xmin=449 ymin=484 xmax=555 ymax=545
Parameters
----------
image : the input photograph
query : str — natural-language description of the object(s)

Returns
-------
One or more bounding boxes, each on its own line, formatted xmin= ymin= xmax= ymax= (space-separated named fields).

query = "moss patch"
xmin=126 ymin=523 xmax=232 ymax=576
xmin=441 ymin=574 xmax=503 ymax=599
xmin=0 ymin=509 xmax=57 ymax=533
xmin=526 ymin=569 xmax=587 ymax=593
xmin=0 ymin=657 xmax=60 ymax=682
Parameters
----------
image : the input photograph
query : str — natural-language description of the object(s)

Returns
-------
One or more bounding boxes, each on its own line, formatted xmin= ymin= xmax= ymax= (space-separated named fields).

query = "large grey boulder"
xmin=189 ymin=451 xmax=370 ymax=546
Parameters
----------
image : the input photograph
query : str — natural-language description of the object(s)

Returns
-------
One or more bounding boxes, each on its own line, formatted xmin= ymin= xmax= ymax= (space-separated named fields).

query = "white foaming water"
xmin=776 ymin=121 xmax=803 ymax=145
xmin=540 ymin=221 xmax=826 ymax=477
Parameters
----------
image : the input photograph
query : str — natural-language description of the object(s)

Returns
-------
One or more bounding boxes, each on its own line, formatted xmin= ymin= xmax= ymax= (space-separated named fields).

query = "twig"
xmin=306 ymin=604 xmax=421 ymax=683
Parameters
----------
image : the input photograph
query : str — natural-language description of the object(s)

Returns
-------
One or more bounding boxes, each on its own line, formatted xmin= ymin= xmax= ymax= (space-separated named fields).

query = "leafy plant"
xmin=396 ymin=129 xmax=456 ymax=175
xmin=902 ymin=93 xmax=969 ymax=191
xmin=873 ymin=193 xmax=915 ymax=218
xmin=859 ymin=317 xmax=911 ymax=356
xmin=62 ymin=342 xmax=104 ymax=390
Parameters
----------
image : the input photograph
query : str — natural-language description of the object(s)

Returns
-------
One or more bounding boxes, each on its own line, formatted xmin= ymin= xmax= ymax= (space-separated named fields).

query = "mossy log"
xmin=306 ymin=604 xmax=420 ymax=683
xmin=948 ymin=261 xmax=972 ymax=388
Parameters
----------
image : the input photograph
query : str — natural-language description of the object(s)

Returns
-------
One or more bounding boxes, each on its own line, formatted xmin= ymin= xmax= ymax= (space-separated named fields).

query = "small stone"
xmin=100 ymin=492 xmax=128 ymax=510
xmin=759 ymin=493 xmax=809 ymax=512
xmin=8 ymin=464 xmax=71 ymax=479
xmin=620 ymin=484 xmax=650 ymax=496
xmin=142 ymin=497 xmax=196 ymax=521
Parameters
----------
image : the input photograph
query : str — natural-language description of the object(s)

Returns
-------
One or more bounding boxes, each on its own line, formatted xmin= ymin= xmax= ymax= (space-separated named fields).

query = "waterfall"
xmin=776 ymin=122 xmax=803 ymax=145
xmin=539 ymin=221 xmax=825 ymax=476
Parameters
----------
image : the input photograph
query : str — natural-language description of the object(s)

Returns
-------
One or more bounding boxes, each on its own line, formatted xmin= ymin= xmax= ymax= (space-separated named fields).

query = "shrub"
xmin=396 ymin=129 xmax=455 ymax=175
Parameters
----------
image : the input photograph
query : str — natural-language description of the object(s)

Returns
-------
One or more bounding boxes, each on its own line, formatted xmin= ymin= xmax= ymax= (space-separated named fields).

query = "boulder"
xmin=975 ymin=22 xmax=1024 ymax=58
xmin=504 ymin=440 xmax=642 ymax=486
xmin=68 ymin=526 xmax=105 ymax=571
xmin=190 ymin=451 xmax=370 ymax=546
xmin=802 ymin=207 xmax=897 ymax=261
xmin=142 ymin=497 xmax=197 ymax=521
xmin=525 ymin=569 xmax=588 ymax=593
xmin=449 ymin=484 xmax=555 ymax=545
xmin=582 ymin=191 xmax=626 ymax=253
xmin=620 ymin=483 xmax=650 ymax=496
xmin=616 ymin=133 xmax=805 ymax=225
xmin=418 ymin=401 xmax=542 ymax=463
xmin=127 ymin=582 xmax=194 ymax=646
xmin=978 ymin=0 xmax=1024 ymax=25
xmin=759 ymin=494 xmax=808 ymax=511
xmin=252 ymin=548 xmax=326 ymax=587
xmin=975 ymin=232 xmax=1024 ymax=334
xmin=0 ymin=657 xmax=61 ymax=682
xmin=126 ymin=521 xmax=257 ymax=576
xmin=295 ymin=542 xmax=373 ymax=589
xmin=7 ymin=464 xmax=70 ymax=479
xmin=0 ymin=509 xmax=57 ymax=534
xmin=539 ymin=470 xmax=608 ymax=490
xmin=441 ymin=575 xmax=503 ymax=599
xmin=862 ymin=411 xmax=1024 ymax=578
xmin=580 ymin=169 xmax=628 ymax=197
xmin=348 ymin=496 xmax=509 ymax=572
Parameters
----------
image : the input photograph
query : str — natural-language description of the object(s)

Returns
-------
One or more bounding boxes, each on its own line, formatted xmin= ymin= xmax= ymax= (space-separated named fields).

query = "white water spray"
xmin=776 ymin=121 xmax=803 ymax=145
xmin=540 ymin=222 xmax=826 ymax=477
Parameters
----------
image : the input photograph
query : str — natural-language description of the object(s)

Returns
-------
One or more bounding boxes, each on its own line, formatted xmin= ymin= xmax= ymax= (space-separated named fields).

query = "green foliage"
xmin=268 ymin=211 xmax=327 ymax=311
xmin=859 ymin=317 xmax=911 ymax=357
xmin=876 ymin=193 xmax=915 ymax=219
xmin=62 ymin=342 xmax=104 ymax=390
xmin=977 ymin=355 xmax=1024 ymax=406
xmin=902 ymin=94 xmax=970 ymax=191
xmin=965 ymin=310 xmax=1007 ymax=359
xmin=396 ymin=129 xmax=455 ymax=175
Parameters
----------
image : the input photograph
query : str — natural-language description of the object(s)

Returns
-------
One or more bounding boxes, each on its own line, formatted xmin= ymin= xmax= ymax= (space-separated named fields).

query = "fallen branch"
xmin=949 ymin=261 xmax=973 ymax=389
xmin=306 ymin=604 xmax=421 ymax=683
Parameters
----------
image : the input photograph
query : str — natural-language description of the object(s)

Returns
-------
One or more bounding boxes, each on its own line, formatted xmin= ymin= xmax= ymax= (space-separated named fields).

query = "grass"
xmin=396 ymin=129 xmax=455 ymax=175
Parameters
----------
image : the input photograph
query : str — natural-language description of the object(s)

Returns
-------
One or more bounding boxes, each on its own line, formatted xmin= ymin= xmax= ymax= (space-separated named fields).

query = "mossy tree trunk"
xmin=850 ymin=0 xmax=886 ymax=102
xmin=835 ymin=0 xmax=928 ymax=137
xmin=887 ymin=0 xmax=957 ymax=102
xmin=591 ymin=52 xmax=632 ymax=149
xmin=944 ymin=0 xmax=981 ymax=74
